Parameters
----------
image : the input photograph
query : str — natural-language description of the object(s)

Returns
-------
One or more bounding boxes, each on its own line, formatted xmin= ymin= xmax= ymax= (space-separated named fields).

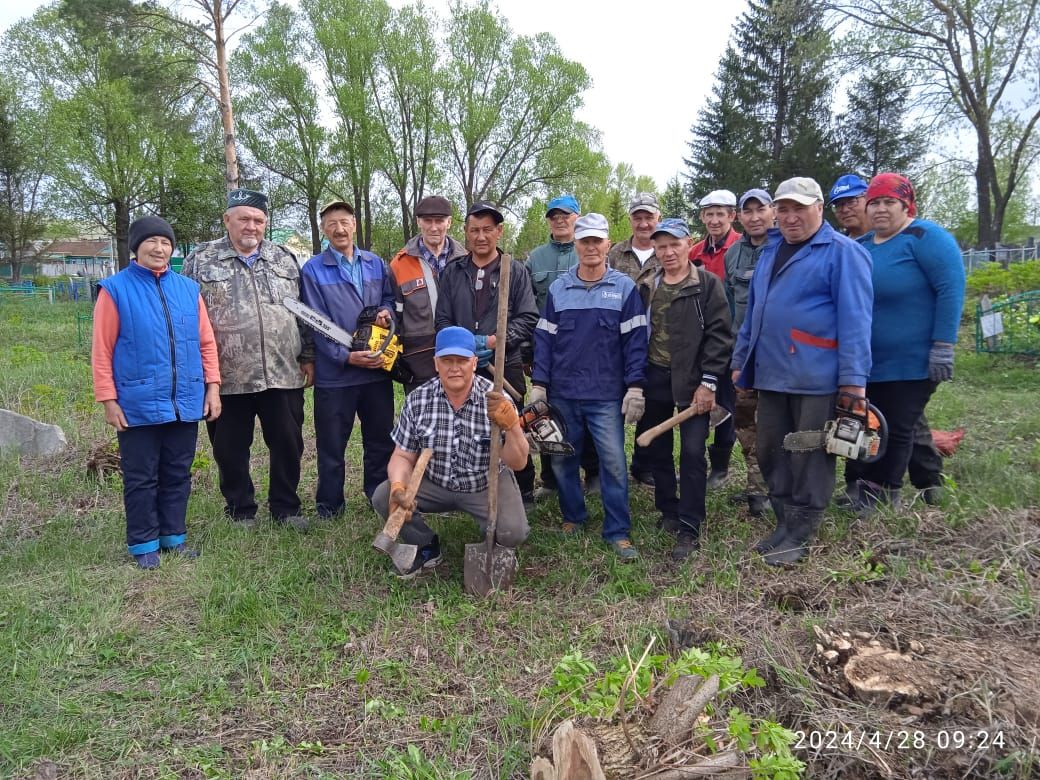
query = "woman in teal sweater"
xmin=847 ymin=173 xmax=965 ymax=514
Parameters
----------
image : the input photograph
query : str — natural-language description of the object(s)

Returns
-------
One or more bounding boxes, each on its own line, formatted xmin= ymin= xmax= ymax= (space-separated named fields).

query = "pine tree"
xmin=661 ymin=176 xmax=690 ymax=219
xmin=838 ymin=71 xmax=926 ymax=179
xmin=684 ymin=0 xmax=841 ymax=197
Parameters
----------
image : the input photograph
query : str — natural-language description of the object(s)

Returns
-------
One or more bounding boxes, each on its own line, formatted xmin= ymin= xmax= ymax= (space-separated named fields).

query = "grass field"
xmin=1 ymin=299 xmax=1038 ymax=779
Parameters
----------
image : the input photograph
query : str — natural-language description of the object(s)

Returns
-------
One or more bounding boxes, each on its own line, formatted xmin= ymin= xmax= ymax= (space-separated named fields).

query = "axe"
xmin=372 ymin=448 xmax=434 ymax=573
xmin=636 ymin=406 xmax=731 ymax=447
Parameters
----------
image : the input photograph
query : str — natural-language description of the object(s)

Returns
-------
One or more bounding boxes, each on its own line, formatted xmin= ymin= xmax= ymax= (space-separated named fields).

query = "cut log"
xmin=647 ymin=751 xmax=745 ymax=779
xmin=648 ymin=674 xmax=720 ymax=747
xmin=551 ymin=719 xmax=606 ymax=780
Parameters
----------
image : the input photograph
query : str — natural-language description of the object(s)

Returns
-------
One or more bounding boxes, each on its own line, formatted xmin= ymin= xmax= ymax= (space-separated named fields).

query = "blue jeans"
xmin=549 ymin=397 xmax=631 ymax=541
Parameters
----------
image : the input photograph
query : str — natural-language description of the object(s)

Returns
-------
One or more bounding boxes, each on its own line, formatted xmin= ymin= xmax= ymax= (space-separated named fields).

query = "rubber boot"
xmin=855 ymin=480 xmax=902 ymax=519
xmin=753 ymin=498 xmax=787 ymax=554
xmin=671 ymin=519 xmax=701 ymax=561
xmin=763 ymin=506 xmax=823 ymax=566
xmin=747 ymin=494 xmax=769 ymax=517
xmin=834 ymin=480 xmax=859 ymax=508
xmin=706 ymin=444 xmax=732 ymax=490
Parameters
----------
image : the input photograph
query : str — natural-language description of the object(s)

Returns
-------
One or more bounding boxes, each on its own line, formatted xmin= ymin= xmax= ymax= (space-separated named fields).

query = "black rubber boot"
xmin=753 ymin=499 xmax=787 ymax=554
xmin=763 ymin=506 xmax=823 ymax=566
xmin=834 ymin=480 xmax=859 ymax=508
xmin=747 ymin=493 xmax=769 ymax=517
xmin=706 ymin=444 xmax=732 ymax=490
xmin=855 ymin=480 xmax=902 ymax=519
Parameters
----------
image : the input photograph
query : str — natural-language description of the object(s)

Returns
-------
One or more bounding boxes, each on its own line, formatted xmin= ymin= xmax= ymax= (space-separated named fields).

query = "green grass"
xmin=1 ymin=300 xmax=1038 ymax=779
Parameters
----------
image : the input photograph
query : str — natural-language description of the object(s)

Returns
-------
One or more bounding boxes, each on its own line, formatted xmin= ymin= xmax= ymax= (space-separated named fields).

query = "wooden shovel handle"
xmin=381 ymin=448 xmax=434 ymax=540
xmin=485 ymin=253 xmax=512 ymax=564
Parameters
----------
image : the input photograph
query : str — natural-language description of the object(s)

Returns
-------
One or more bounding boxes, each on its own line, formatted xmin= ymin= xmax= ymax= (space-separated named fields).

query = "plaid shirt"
xmin=392 ymin=373 xmax=511 ymax=493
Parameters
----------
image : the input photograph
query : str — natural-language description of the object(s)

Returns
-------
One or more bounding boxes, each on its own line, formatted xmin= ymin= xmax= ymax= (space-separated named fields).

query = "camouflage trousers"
xmin=734 ymin=389 xmax=768 ymax=496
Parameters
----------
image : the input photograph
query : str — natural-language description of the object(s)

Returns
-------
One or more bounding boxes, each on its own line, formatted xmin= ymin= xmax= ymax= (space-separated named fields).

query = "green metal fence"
xmin=975 ymin=291 xmax=1040 ymax=356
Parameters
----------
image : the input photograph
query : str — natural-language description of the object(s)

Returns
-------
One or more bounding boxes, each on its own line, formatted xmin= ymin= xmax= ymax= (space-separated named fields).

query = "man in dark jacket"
xmin=722 ymin=189 xmax=775 ymax=517
xmin=389 ymin=195 xmax=468 ymax=391
xmin=639 ymin=219 xmax=733 ymax=560
xmin=301 ymin=200 xmax=396 ymax=514
xmin=435 ymin=201 xmax=539 ymax=510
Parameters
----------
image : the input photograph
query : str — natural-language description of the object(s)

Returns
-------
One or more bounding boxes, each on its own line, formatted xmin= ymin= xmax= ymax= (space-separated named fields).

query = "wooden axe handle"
xmin=636 ymin=406 xmax=700 ymax=447
xmin=380 ymin=448 xmax=434 ymax=540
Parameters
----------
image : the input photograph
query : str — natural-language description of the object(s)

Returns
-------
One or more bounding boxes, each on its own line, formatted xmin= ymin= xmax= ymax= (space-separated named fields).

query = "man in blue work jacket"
xmin=301 ymin=200 xmax=396 ymax=516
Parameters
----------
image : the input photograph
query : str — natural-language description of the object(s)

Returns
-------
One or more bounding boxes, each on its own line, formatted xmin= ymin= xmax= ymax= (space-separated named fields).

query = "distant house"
xmin=38 ymin=240 xmax=115 ymax=278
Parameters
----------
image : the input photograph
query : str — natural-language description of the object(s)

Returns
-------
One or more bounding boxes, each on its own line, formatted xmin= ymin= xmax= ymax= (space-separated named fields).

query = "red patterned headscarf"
xmin=865 ymin=173 xmax=917 ymax=217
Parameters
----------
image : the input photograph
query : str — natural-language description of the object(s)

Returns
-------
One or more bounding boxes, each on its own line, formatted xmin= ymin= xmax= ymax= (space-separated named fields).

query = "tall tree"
xmin=661 ymin=176 xmax=689 ymax=220
xmin=6 ymin=3 xmax=206 ymax=267
xmin=0 ymin=77 xmax=50 ymax=282
xmin=233 ymin=2 xmax=338 ymax=254
xmin=827 ymin=0 xmax=1040 ymax=247
xmin=305 ymin=0 xmax=390 ymax=250
xmin=685 ymin=0 xmax=841 ymax=197
xmin=838 ymin=70 xmax=926 ymax=179
xmin=439 ymin=0 xmax=595 ymax=210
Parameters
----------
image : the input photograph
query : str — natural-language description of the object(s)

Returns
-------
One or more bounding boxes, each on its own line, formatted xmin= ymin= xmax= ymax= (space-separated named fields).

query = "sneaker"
xmin=584 ymin=475 xmax=601 ymax=495
xmin=610 ymin=538 xmax=640 ymax=561
xmin=561 ymin=521 xmax=584 ymax=535
xmin=161 ymin=543 xmax=199 ymax=559
xmin=275 ymin=514 xmax=310 ymax=532
xmin=231 ymin=516 xmax=257 ymax=530
xmin=631 ymin=471 xmax=655 ymax=487
xmin=393 ymin=540 xmax=443 ymax=580
xmin=671 ymin=532 xmax=700 ymax=561
xmin=656 ymin=513 xmax=681 ymax=535
xmin=134 ymin=551 xmax=160 ymax=570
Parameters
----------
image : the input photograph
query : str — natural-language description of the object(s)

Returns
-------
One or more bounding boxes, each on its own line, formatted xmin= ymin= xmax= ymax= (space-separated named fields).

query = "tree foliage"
xmin=827 ymin=0 xmax=1040 ymax=247
xmin=837 ymin=70 xmax=926 ymax=179
xmin=685 ymin=0 xmax=841 ymax=198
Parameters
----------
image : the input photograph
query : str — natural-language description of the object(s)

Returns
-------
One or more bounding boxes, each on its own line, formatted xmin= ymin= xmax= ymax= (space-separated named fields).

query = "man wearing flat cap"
xmin=389 ymin=195 xmax=467 ymax=391
xmin=300 ymin=200 xmax=396 ymax=517
xmin=183 ymin=188 xmax=315 ymax=531
xmin=434 ymin=200 xmax=539 ymax=512
xmin=731 ymin=177 xmax=873 ymax=565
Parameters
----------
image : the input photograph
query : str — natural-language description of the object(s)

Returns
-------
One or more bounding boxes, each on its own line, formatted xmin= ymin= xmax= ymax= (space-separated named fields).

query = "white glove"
xmin=621 ymin=387 xmax=645 ymax=425
xmin=529 ymin=385 xmax=547 ymax=405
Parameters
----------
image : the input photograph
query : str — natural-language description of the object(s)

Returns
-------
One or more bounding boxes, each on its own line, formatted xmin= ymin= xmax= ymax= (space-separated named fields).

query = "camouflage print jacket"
xmin=183 ymin=237 xmax=315 ymax=395
xmin=607 ymin=236 xmax=660 ymax=286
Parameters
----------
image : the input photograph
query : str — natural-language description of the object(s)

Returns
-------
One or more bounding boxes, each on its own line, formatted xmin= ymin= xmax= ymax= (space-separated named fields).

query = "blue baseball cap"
xmin=828 ymin=174 xmax=868 ymax=205
xmin=435 ymin=326 xmax=476 ymax=358
xmin=545 ymin=194 xmax=580 ymax=216
xmin=651 ymin=218 xmax=691 ymax=239
xmin=738 ymin=188 xmax=773 ymax=209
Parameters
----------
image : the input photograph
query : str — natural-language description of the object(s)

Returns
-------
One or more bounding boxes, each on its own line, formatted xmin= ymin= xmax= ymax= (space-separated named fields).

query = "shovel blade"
xmin=462 ymin=542 xmax=517 ymax=597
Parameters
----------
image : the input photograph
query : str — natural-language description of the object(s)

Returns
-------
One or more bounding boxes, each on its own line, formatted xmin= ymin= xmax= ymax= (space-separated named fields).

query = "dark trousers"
xmin=845 ymin=380 xmax=936 ymax=490
xmin=540 ymin=431 xmax=599 ymax=488
xmin=710 ymin=373 xmax=737 ymax=448
xmin=643 ymin=365 xmax=710 ymax=534
xmin=118 ymin=421 xmax=197 ymax=554
xmin=908 ymin=412 xmax=943 ymax=489
xmin=314 ymin=380 xmax=395 ymax=512
xmin=477 ymin=362 xmax=535 ymax=496
xmin=206 ymin=388 xmax=304 ymax=520
xmin=757 ymin=391 xmax=836 ymax=511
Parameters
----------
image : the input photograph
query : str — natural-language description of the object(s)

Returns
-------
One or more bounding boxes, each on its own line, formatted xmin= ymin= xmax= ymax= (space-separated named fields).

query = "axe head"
xmin=372 ymin=532 xmax=419 ymax=575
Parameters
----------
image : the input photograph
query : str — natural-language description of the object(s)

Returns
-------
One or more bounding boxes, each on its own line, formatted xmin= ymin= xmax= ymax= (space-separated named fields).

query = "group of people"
xmin=92 ymin=167 xmax=965 ymax=576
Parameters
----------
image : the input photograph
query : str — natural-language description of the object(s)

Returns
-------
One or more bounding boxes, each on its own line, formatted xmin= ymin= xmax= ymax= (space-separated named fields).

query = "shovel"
xmin=463 ymin=253 xmax=518 ymax=597
xmin=372 ymin=447 xmax=434 ymax=573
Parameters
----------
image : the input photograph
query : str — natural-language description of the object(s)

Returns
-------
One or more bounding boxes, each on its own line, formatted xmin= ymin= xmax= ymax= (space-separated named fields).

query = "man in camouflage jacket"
xmin=183 ymin=189 xmax=315 ymax=531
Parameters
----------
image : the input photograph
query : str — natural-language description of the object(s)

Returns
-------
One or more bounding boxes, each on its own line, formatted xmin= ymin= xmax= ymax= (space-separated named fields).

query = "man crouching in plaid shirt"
xmin=371 ymin=326 xmax=531 ymax=579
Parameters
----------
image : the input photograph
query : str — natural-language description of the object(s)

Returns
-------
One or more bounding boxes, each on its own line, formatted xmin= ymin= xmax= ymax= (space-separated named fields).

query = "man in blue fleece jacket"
xmin=731 ymin=177 xmax=874 ymax=565
xmin=301 ymin=200 xmax=396 ymax=515
xmin=532 ymin=213 xmax=648 ymax=561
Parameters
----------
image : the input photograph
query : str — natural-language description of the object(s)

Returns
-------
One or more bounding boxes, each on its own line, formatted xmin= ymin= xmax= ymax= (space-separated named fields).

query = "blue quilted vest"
xmin=98 ymin=262 xmax=205 ymax=426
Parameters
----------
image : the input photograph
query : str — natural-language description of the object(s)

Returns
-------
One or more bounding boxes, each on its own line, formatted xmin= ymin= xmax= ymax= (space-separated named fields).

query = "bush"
xmin=966 ymin=260 xmax=1040 ymax=297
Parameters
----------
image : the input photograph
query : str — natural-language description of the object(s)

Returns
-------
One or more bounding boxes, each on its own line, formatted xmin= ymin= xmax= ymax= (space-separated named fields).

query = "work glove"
xmin=621 ymin=387 xmax=645 ymax=425
xmin=486 ymin=390 xmax=519 ymax=430
xmin=928 ymin=342 xmax=955 ymax=382
xmin=388 ymin=480 xmax=415 ymax=516
xmin=529 ymin=385 xmax=547 ymax=406
xmin=474 ymin=335 xmax=494 ymax=368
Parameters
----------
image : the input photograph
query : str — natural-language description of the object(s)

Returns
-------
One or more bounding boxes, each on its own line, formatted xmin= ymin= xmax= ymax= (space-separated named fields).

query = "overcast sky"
xmin=1 ymin=0 xmax=746 ymax=190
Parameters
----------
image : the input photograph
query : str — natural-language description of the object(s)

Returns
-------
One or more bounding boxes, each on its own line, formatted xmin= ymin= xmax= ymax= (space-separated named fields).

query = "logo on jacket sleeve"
xmin=602 ymin=291 xmax=622 ymax=300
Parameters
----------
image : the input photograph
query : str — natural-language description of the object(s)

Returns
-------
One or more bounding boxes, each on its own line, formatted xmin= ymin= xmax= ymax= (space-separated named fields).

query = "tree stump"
xmin=530 ymin=719 xmax=606 ymax=780
xmin=648 ymin=674 xmax=720 ymax=747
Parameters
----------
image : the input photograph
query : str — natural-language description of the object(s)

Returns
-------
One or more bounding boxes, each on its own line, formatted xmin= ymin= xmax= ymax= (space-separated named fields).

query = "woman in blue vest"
xmin=91 ymin=216 xmax=222 ymax=569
